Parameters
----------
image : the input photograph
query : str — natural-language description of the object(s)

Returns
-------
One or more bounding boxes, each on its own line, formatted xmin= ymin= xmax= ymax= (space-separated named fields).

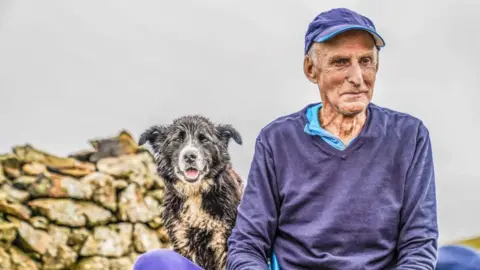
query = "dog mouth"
xmin=183 ymin=167 xmax=201 ymax=182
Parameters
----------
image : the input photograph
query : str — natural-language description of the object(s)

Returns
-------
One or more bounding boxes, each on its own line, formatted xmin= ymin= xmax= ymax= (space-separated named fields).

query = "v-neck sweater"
xmin=227 ymin=102 xmax=438 ymax=270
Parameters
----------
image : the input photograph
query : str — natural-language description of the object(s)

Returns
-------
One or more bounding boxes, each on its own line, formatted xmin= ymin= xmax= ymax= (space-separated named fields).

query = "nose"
xmin=183 ymin=150 xmax=198 ymax=163
xmin=346 ymin=62 xmax=363 ymax=87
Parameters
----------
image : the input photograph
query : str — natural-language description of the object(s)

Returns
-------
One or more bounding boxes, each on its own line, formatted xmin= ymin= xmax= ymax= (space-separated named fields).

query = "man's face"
xmin=304 ymin=30 xmax=378 ymax=116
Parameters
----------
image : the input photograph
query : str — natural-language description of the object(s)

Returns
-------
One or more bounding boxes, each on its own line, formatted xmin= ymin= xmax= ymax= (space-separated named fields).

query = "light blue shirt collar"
xmin=304 ymin=103 xmax=354 ymax=151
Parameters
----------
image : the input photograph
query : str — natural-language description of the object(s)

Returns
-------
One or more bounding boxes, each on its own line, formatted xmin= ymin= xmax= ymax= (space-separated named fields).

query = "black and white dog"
xmin=138 ymin=115 xmax=244 ymax=270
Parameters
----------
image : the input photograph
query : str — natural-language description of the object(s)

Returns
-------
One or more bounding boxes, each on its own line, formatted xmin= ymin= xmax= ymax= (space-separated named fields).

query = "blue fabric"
xmin=133 ymin=249 xmax=203 ymax=270
xmin=436 ymin=245 xmax=480 ymax=270
xmin=227 ymin=102 xmax=438 ymax=269
xmin=304 ymin=102 xmax=354 ymax=150
xmin=304 ymin=8 xmax=385 ymax=54
xmin=269 ymin=103 xmax=355 ymax=270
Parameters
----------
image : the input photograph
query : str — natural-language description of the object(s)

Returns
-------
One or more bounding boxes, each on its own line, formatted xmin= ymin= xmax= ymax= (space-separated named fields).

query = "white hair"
xmin=306 ymin=43 xmax=320 ymax=66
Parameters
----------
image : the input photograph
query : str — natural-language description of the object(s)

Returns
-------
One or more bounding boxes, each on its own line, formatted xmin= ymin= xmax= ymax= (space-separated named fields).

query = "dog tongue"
xmin=186 ymin=168 xmax=199 ymax=178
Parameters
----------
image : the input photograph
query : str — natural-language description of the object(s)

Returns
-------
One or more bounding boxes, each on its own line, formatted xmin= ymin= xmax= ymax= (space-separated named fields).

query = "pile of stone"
xmin=0 ymin=131 xmax=170 ymax=270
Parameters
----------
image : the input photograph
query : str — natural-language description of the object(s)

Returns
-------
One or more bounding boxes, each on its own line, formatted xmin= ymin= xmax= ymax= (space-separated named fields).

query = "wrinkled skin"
xmin=304 ymin=30 xmax=379 ymax=143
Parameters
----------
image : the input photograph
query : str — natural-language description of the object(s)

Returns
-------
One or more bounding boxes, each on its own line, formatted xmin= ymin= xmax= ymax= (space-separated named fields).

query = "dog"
xmin=138 ymin=115 xmax=244 ymax=270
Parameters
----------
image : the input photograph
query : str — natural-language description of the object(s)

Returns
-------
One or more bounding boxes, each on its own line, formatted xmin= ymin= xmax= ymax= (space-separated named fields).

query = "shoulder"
xmin=368 ymin=103 xmax=430 ymax=140
xmin=255 ymin=104 xmax=310 ymax=147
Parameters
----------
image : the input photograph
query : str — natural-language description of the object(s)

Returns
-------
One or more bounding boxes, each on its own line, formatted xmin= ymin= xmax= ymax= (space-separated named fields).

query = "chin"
xmin=338 ymin=101 xmax=369 ymax=116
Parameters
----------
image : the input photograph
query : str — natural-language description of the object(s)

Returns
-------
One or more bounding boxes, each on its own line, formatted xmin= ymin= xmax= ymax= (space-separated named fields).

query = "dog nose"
xmin=183 ymin=151 xmax=197 ymax=163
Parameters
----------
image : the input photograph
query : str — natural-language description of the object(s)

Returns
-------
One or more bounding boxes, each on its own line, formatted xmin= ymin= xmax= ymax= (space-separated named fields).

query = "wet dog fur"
xmin=138 ymin=115 xmax=243 ymax=270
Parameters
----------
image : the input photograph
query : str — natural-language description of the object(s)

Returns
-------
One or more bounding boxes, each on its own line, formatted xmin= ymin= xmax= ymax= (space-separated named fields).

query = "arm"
xmin=226 ymin=136 xmax=280 ymax=270
xmin=395 ymin=123 xmax=439 ymax=269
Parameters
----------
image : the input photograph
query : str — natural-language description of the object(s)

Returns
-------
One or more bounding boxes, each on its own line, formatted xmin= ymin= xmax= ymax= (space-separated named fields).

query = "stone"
xmin=9 ymin=246 xmax=40 ymax=270
xmin=145 ymin=195 xmax=163 ymax=217
xmin=43 ymin=245 xmax=77 ymax=270
xmin=88 ymin=130 xmax=140 ymax=163
xmin=80 ymin=172 xmax=117 ymax=211
xmin=29 ymin=216 xmax=49 ymax=230
xmin=67 ymin=228 xmax=90 ymax=252
xmin=68 ymin=150 xmax=96 ymax=163
xmin=110 ymin=255 xmax=136 ymax=270
xmin=0 ymin=191 xmax=6 ymax=202
xmin=147 ymin=189 xmax=165 ymax=204
xmin=134 ymin=151 xmax=163 ymax=189
xmin=96 ymin=155 xmax=143 ymax=178
xmin=118 ymin=183 xmax=163 ymax=223
xmin=42 ymin=225 xmax=77 ymax=270
xmin=2 ymin=157 xmax=21 ymax=179
xmin=145 ymin=160 xmax=166 ymax=190
xmin=113 ymin=179 xmax=129 ymax=190
xmin=0 ymin=166 xmax=6 ymax=185
xmin=0 ymin=247 xmax=11 ymax=269
xmin=153 ymin=174 xmax=165 ymax=189
xmin=0 ymin=153 xmax=16 ymax=162
xmin=48 ymin=167 xmax=93 ymax=177
xmin=80 ymin=223 xmax=133 ymax=257
xmin=97 ymin=152 xmax=162 ymax=189
xmin=133 ymin=223 xmax=161 ymax=253
xmin=28 ymin=174 xmax=93 ymax=200
xmin=0 ymin=222 xmax=17 ymax=248
xmin=47 ymin=224 xmax=70 ymax=246
xmin=13 ymin=144 xmax=95 ymax=172
xmin=0 ymin=131 xmax=173 ymax=269
xmin=74 ymin=256 xmax=109 ymax=270
xmin=147 ymin=216 xmax=164 ymax=229
xmin=129 ymin=172 xmax=156 ymax=190
xmin=0 ymin=200 xmax=31 ymax=221
xmin=22 ymin=162 xmax=47 ymax=176
xmin=1 ymin=184 xmax=30 ymax=203
xmin=12 ymin=175 xmax=37 ymax=190
xmin=7 ymin=216 xmax=52 ymax=255
xmin=28 ymin=199 xmax=115 ymax=227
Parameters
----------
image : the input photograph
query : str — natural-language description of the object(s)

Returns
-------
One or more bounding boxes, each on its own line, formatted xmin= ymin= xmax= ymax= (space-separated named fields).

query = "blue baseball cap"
xmin=304 ymin=8 xmax=385 ymax=55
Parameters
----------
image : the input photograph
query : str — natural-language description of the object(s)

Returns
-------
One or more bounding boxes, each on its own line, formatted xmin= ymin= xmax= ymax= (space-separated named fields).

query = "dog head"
xmin=138 ymin=115 xmax=242 ymax=188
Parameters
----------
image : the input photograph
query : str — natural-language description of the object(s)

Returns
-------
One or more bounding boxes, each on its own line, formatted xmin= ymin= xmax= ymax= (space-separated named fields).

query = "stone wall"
xmin=0 ymin=131 xmax=170 ymax=269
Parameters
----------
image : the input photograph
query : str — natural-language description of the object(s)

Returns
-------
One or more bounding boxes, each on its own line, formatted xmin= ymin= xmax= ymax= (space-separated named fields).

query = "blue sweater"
xmin=227 ymin=103 xmax=439 ymax=270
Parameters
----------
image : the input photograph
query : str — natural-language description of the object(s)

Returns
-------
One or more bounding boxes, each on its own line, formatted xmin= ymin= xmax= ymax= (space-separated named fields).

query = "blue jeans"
xmin=134 ymin=245 xmax=480 ymax=270
xmin=133 ymin=249 xmax=279 ymax=270
xmin=133 ymin=249 xmax=203 ymax=270
xmin=435 ymin=245 xmax=480 ymax=270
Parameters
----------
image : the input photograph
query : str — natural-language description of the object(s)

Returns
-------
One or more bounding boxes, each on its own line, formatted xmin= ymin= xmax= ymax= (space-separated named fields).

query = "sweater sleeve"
xmin=226 ymin=137 xmax=280 ymax=270
xmin=395 ymin=123 xmax=439 ymax=269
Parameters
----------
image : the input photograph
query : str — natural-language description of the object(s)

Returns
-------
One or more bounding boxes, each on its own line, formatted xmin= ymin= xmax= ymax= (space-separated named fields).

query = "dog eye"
xmin=198 ymin=134 xmax=209 ymax=143
xmin=174 ymin=131 xmax=185 ymax=142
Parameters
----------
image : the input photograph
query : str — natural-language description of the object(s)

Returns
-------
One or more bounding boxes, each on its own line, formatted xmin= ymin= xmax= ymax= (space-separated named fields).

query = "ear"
xmin=138 ymin=125 xmax=168 ymax=146
xmin=216 ymin=124 xmax=242 ymax=146
xmin=303 ymin=55 xmax=318 ymax=84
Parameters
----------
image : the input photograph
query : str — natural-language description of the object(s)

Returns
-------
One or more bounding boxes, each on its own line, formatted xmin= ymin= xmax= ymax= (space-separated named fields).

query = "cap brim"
xmin=313 ymin=24 xmax=386 ymax=48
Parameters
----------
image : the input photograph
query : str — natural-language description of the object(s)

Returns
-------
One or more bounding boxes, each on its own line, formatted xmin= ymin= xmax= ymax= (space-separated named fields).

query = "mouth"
xmin=342 ymin=92 xmax=368 ymax=99
xmin=183 ymin=167 xmax=200 ymax=182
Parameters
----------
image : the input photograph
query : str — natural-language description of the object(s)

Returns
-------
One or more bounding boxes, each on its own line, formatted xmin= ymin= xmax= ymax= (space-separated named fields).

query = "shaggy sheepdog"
xmin=138 ymin=115 xmax=244 ymax=270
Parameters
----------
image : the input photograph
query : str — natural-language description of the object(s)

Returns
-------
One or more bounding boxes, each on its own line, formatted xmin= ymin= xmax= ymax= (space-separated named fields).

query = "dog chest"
xmin=180 ymin=194 xmax=224 ymax=231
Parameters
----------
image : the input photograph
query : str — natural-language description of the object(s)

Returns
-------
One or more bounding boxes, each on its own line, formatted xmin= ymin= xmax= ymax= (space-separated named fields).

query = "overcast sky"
xmin=0 ymin=0 xmax=479 ymax=245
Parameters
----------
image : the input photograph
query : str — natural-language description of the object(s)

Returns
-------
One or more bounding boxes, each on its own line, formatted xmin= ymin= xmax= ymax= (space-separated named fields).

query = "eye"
xmin=360 ymin=57 xmax=372 ymax=65
xmin=174 ymin=131 xmax=185 ymax=142
xmin=198 ymin=134 xmax=209 ymax=143
xmin=332 ymin=57 xmax=349 ymax=66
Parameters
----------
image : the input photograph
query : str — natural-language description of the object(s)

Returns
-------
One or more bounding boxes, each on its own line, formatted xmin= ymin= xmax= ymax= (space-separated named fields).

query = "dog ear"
xmin=216 ymin=124 xmax=242 ymax=146
xmin=138 ymin=125 xmax=168 ymax=146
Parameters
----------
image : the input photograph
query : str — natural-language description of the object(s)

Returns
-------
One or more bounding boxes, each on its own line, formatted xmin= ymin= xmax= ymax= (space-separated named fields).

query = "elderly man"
xmin=226 ymin=7 xmax=439 ymax=270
